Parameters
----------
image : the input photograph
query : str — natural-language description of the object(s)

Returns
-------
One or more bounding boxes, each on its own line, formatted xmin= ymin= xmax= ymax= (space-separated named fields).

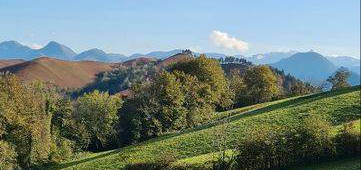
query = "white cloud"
xmin=210 ymin=30 xmax=249 ymax=53
xmin=30 ymin=43 xmax=43 ymax=49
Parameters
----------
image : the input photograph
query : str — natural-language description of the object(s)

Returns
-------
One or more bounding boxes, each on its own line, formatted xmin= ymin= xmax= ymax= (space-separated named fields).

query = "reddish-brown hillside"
xmin=157 ymin=53 xmax=192 ymax=68
xmin=0 ymin=57 xmax=114 ymax=88
xmin=122 ymin=57 xmax=157 ymax=67
xmin=0 ymin=59 xmax=25 ymax=68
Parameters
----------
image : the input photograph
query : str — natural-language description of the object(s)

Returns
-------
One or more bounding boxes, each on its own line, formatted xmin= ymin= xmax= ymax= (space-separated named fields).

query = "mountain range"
xmin=0 ymin=41 xmax=77 ymax=60
xmin=326 ymin=56 xmax=360 ymax=74
xmin=271 ymin=52 xmax=360 ymax=85
xmin=244 ymin=51 xmax=298 ymax=64
xmin=0 ymin=41 xmax=126 ymax=62
xmin=1 ymin=40 xmax=359 ymax=66
xmin=0 ymin=40 xmax=359 ymax=86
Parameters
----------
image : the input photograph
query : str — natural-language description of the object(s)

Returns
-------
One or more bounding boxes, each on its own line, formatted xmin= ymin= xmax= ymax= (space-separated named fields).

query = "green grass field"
xmin=46 ymin=86 xmax=361 ymax=169
xmin=172 ymin=119 xmax=360 ymax=169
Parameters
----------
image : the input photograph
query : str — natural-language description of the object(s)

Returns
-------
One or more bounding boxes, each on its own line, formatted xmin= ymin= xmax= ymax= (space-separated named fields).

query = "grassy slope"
xmin=173 ymin=119 xmax=361 ymax=168
xmin=49 ymin=86 xmax=361 ymax=169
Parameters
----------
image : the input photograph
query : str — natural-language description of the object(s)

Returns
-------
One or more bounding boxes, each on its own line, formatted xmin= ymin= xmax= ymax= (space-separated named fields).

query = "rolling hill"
xmin=157 ymin=52 xmax=193 ymax=67
xmin=122 ymin=57 xmax=157 ymax=67
xmin=0 ymin=57 xmax=114 ymax=88
xmin=45 ymin=86 xmax=361 ymax=169
xmin=0 ymin=59 xmax=25 ymax=69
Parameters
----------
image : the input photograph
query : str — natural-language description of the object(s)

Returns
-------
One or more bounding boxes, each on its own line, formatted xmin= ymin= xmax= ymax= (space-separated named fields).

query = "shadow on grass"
xmin=37 ymin=150 xmax=121 ymax=170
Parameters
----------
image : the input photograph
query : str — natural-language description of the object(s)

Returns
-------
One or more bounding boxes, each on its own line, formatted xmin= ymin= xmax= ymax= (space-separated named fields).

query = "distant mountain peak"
xmin=0 ymin=40 xmax=30 ymax=50
xmin=42 ymin=41 xmax=70 ymax=50
xmin=73 ymin=48 xmax=126 ymax=62
xmin=272 ymin=52 xmax=337 ymax=84
xmin=36 ymin=41 xmax=76 ymax=60
xmin=0 ymin=40 xmax=22 ymax=46
xmin=0 ymin=40 xmax=33 ymax=60
xmin=84 ymin=48 xmax=106 ymax=54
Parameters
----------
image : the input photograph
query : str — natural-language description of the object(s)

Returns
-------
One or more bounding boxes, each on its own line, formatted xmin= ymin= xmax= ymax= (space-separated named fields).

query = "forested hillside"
xmin=0 ymin=54 xmax=359 ymax=170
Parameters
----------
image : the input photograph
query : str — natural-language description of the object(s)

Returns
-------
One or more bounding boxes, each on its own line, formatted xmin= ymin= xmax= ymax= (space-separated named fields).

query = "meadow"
xmin=44 ymin=86 xmax=360 ymax=169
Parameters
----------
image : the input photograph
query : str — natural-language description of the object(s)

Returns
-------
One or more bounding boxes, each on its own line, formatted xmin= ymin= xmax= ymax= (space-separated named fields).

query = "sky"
xmin=0 ymin=0 xmax=360 ymax=58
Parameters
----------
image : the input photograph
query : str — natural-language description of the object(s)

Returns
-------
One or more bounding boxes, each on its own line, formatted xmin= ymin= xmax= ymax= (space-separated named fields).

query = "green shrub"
xmin=334 ymin=122 xmax=361 ymax=156
xmin=236 ymin=115 xmax=333 ymax=169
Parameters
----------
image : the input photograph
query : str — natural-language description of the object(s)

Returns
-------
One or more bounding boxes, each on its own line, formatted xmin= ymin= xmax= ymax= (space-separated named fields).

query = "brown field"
xmin=122 ymin=57 xmax=157 ymax=67
xmin=0 ymin=59 xmax=25 ymax=69
xmin=157 ymin=53 xmax=191 ymax=67
xmin=0 ymin=57 xmax=114 ymax=89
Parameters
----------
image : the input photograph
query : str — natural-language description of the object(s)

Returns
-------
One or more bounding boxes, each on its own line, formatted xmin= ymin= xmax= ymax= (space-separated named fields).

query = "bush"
xmin=123 ymin=151 xmax=178 ymax=170
xmin=236 ymin=115 xmax=333 ymax=169
xmin=334 ymin=122 xmax=361 ymax=156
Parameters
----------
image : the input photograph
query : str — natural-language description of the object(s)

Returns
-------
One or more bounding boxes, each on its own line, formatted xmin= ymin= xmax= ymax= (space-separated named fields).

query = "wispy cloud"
xmin=210 ymin=30 xmax=248 ymax=53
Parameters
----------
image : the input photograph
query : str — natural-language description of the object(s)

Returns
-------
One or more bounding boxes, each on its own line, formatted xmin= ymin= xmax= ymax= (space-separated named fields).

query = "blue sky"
xmin=0 ymin=0 xmax=359 ymax=58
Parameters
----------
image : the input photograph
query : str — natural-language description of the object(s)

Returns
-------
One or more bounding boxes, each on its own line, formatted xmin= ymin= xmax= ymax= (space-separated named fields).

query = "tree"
xmin=120 ymin=71 xmax=187 ymax=142
xmin=173 ymin=71 xmax=216 ymax=126
xmin=327 ymin=68 xmax=350 ymax=90
xmin=73 ymin=62 xmax=157 ymax=97
xmin=243 ymin=65 xmax=280 ymax=103
xmin=0 ymin=75 xmax=54 ymax=168
xmin=121 ymin=55 xmax=235 ymax=143
xmin=75 ymin=90 xmax=123 ymax=150
xmin=229 ymin=69 xmax=247 ymax=107
xmin=169 ymin=54 xmax=234 ymax=109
